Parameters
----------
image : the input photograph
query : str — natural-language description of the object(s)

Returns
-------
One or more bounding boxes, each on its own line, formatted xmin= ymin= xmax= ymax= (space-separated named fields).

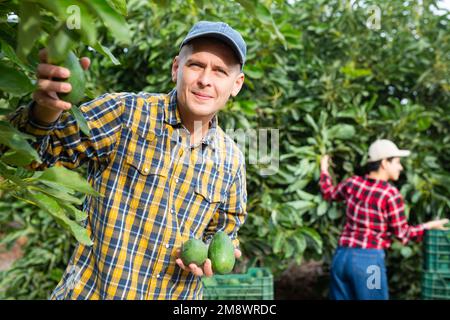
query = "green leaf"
xmin=0 ymin=150 xmax=35 ymax=167
xmin=0 ymin=63 xmax=35 ymax=96
xmin=16 ymin=1 xmax=41 ymax=61
xmin=64 ymin=218 xmax=93 ymax=246
xmin=340 ymin=61 xmax=372 ymax=78
xmin=86 ymin=0 xmax=130 ymax=44
xmin=106 ymin=0 xmax=128 ymax=16
xmin=293 ymin=233 xmax=306 ymax=254
xmin=400 ymin=246 xmax=413 ymax=258
xmin=92 ymin=42 xmax=121 ymax=66
xmin=28 ymin=192 xmax=93 ymax=246
xmin=299 ymin=227 xmax=323 ymax=253
xmin=327 ymin=124 xmax=355 ymax=140
xmin=38 ymin=166 xmax=100 ymax=196
xmin=244 ymin=65 xmax=264 ymax=79
xmin=37 ymin=0 xmax=97 ymax=46
xmin=305 ymin=114 xmax=319 ymax=132
xmin=69 ymin=107 xmax=91 ymax=137
xmin=30 ymin=186 xmax=84 ymax=205
xmin=47 ymin=25 xmax=76 ymax=65
xmin=0 ymin=121 xmax=40 ymax=162
xmin=60 ymin=202 xmax=88 ymax=222
xmin=0 ymin=39 xmax=33 ymax=73
xmin=317 ymin=201 xmax=328 ymax=216
xmin=273 ymin=232 xmax=284 ymax=254
xmin=416 ymin=116 xmax=431 ymax=131
xmin=286 ymin=200 xmax=316 ymax=212
xmin=254 ymin=2 xmax=273 ymax=25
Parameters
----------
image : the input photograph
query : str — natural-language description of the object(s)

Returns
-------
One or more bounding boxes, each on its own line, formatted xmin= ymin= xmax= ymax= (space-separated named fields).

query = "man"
xmin=319 ymin=139 xmax=448 ymax=300
xmin=9 ymin=21 xmax=247 ymax=300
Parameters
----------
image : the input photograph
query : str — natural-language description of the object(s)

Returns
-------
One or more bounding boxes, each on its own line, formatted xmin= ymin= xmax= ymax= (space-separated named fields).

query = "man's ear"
xmin=231 ymin=72 xmax=245 ymax=97
xmin=172 ymin=56 xmax=180 ymax=82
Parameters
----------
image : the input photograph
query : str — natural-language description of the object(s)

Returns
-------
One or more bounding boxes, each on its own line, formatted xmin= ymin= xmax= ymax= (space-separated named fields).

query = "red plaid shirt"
xmin=319 ymin=172 xmax=425 ymax=249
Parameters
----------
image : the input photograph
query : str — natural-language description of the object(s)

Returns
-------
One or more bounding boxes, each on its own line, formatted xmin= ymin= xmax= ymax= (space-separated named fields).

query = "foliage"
xmin=0 ymin=193 xmax=74 ymax=299
xmin=0 ymin=0 xmax=130 ymax=248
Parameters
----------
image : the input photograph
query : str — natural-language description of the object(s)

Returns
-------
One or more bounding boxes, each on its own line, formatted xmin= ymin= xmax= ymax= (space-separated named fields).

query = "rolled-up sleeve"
xmin=8 ymin=93 xmax=125 ymax=170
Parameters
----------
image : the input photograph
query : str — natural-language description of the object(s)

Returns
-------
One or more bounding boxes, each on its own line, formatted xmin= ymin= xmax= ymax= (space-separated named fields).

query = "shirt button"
xmin=175 ymin=178 xmax=179 ymax=184
xmin=171 ymin=208 xmax=175 ymax=214
xmin=156 ymin=274 xmax=161 ymax=279
xmin=143 ymin=167 xmax=149 ymax=174
xmin=165 ymin=243 xmax=170 ymax=249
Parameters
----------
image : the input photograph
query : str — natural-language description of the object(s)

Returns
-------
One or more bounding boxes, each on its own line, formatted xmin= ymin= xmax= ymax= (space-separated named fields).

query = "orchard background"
xmin=0 ymin=0 xmax=449 ymax=299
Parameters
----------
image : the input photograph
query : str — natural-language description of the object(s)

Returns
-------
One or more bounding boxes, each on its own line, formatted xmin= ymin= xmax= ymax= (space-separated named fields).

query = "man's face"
xmin=384 ymin=157 xmax=404 ymax=181
xmin=171 ymin=38 xmax=245 ymax=119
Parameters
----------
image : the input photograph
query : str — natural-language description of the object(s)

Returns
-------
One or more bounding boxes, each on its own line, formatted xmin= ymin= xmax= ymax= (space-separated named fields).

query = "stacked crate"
xmin=202 ymin=267 xmax=274 ymax=300
xmin=421 ymin=230 xmax=450 ymax=299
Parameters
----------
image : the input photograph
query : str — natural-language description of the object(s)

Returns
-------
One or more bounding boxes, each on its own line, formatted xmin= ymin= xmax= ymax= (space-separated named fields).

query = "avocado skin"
xmin=57 ymin=51 xmax=85 ymax=105
xmin=181 ymin=239 xmax=208 ymax=266
xmin=208 ymin=232 xmax=235 ymax=274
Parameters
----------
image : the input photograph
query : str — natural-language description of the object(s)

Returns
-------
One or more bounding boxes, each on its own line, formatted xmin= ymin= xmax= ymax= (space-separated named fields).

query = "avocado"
xmin=208 ymin=231 xmax=235 ymax=274
xmin=202 ymin=277 xmax=218 ymax=287
xmin=228 ymin=278 xmax=240 ymax=286
xmin=180 ymin=238 xmax=208 ymax=266
xmin=57 ymin=51 xmax=86 ymax=105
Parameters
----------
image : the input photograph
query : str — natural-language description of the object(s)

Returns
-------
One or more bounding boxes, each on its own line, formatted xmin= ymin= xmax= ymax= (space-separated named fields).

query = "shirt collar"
xmin=165 ymin=88 xmax=218 ymax=149
xmin=364 ymin=174 xmax=388 ymax=186
xmin=165 ymin=88 xmax=183 ymax=126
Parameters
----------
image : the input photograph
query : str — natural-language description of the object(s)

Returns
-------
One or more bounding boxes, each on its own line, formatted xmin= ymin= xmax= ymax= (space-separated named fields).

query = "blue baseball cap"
xmin=180 ymin=21 xmax=247 ymax=70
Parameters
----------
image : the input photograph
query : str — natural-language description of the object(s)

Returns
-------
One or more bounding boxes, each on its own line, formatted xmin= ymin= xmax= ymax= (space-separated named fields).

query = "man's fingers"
xmin=203 ymin=259 xmax=213 ymax=277
xmin=37 ymin=79 xmax=72 ymax=93
xmin=32 ymin=90 xmax=71 ymax=111
xmin=175 ymin=258 xmax=187 ymax=271
xmin=80 ymin=57 xmax=91 ymax=70
xmin=37 ymin=64 xmax=70 ymax=79
xmin=234 ymin=249 xmax=242 ymax=259
xmin=189 ymin=263 xmax=203 ymax=277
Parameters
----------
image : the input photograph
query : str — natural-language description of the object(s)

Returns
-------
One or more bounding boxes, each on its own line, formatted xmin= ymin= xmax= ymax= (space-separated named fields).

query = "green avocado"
xmin=57 ymin=51 xmax=85 ymax=105
xmin=208 ymin=231 xmax=235 ymax=274
xmin=180 ymin=238 xmax=208 ymax=266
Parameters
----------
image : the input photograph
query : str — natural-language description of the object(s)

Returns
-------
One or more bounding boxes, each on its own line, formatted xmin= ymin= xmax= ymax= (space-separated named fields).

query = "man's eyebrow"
xmin=185 ymin=58 xmax=203 ymax=65
xmin=185 ymin=58 xmax=231 ymax=72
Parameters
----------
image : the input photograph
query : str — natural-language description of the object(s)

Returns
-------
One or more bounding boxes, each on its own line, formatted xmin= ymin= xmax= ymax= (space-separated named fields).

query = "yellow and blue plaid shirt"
xmin=10 ymin=89 xmax=247 ymax=300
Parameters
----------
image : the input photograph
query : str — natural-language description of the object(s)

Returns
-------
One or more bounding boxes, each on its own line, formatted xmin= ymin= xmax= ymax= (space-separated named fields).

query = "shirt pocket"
xmin=125 ymin=129 xmax=169 ymax=178
xmin=178 ymin=164 xmax=232 ymax=239
xmin=194 ymin=163 xmax=228 ymax=204
xmin=121 ymin=128 xmax=169 ymax=204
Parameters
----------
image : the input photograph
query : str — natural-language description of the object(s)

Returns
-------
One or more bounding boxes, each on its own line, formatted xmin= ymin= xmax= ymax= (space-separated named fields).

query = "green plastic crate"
xmin=202 ymin=267 xmax=274 ymax=300
xmin=423 ymin=230 xmax=450 ymax=272
xmin=421 ymin=271 xmax=450 ymax=300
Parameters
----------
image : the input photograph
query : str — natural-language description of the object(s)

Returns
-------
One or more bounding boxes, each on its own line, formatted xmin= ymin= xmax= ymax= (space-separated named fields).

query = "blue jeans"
xmin=329 ymin=247 xmax=389 ymax=300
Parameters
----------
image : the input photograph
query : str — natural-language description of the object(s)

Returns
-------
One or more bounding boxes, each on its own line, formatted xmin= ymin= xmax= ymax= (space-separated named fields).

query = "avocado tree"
xmin=0 ymin=0 xmax=130 ymax=245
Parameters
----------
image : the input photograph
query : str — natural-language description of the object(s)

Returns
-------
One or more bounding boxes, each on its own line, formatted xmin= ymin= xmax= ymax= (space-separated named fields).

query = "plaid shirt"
xmin=9 ymin=89 xmax=247 ymax=300
xmin=319 ymin=172 xmax=424 ymax=249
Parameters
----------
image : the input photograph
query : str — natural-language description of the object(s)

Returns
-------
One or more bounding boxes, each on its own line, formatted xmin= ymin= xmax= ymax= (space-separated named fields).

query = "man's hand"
xmin=32 ymin=48 xmax=90 ymax=124
xmin=321 ymin=154 xmax=330 ymax=174
xmin=423 ymin=218 xmax=449 ymax=230
xmin=175 ymin=248 xmax=242 ymax=277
